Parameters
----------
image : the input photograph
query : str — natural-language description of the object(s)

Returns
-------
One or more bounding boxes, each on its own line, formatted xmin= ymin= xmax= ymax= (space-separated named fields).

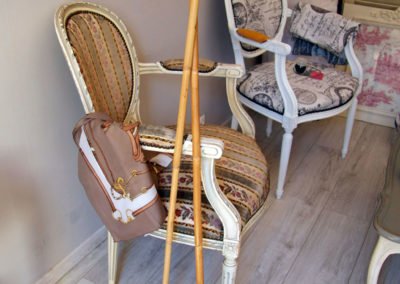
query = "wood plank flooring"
xmin=58 ymin=114 xmax=400 ymax=284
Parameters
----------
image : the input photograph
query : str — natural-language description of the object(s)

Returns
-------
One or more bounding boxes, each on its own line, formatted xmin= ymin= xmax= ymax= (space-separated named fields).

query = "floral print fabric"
xmin=157 ymin=125 xmax=269 ymax=241
xmin=354 ymin=24 xmax=400 ymax=117
xmin=66 ymin=12 xmax=133 ymax=122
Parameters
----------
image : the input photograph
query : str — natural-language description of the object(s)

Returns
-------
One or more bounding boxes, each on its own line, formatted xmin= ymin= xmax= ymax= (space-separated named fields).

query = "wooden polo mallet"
xmin=162 ymin=0 xmax=204 ymax=283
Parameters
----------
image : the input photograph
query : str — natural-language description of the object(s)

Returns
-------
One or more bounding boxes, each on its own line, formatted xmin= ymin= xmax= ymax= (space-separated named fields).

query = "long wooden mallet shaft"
xmin=162 ymin=0 xmax=200 ymax=282
xmin=191 ymin=23 xmax=205 ymax=284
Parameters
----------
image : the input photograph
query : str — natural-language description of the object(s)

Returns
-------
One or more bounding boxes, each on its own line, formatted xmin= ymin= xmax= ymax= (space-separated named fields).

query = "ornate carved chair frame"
xmin=55 ymin=2 xmax=269 ymax=283
xmin=224 ymin=0 xmax=363 ymax=198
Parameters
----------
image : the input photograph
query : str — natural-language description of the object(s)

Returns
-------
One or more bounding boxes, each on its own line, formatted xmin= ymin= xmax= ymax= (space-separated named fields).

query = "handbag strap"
xmin=72 ymin=112 xmax=111 ymax=144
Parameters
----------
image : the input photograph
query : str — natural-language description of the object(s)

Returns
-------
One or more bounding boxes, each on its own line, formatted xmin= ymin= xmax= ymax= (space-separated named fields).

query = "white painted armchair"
xmin=224 ymin=0 xmax=363 ymax=199
xmin=55 ymin=2 xmax=269 ymax=283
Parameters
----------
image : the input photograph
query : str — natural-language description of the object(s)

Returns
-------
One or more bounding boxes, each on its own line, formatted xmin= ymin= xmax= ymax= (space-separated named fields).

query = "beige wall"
xmin=0 ymin=0 xmax=234 ymax=283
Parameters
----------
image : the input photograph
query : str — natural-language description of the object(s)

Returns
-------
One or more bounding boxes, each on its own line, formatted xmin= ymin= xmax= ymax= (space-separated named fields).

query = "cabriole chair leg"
xmin=221 ymin=240 xmax=239 ymax=284
xmin=266 ymin=118 xmax=273 ymax=137
xmin=231 ymin=115 xmax=239 ymax=130
xmin=342 ymin=99 xmax=358 ymax=158
xmin=276 ymin=129 xmax=294 ymax=199
xmin=222 ymin=257 xmax=238 ymax=284
xmin=108 ymin=231 xmax=118 ymax=284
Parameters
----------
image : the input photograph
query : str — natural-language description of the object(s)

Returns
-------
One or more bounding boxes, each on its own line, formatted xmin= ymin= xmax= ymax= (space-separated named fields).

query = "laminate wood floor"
xmin=58 ymin=114 xmax=400 ymax=284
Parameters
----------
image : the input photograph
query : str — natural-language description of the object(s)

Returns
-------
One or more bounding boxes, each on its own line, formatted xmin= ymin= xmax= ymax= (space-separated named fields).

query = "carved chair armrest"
xmin=233 ymin=29 xmax=291 ymax=56
xmin=138 ymin=124 xmax=223 ymax=159
xmin=232 ymin=28 xmax=298 ymax=118
xmin=138 ymin=59 xmax=244 ymax=78
xmin=138 ymin=60 xmax=255 ymax=138
xmin=344 ymin=37 xmax=363 ymax=89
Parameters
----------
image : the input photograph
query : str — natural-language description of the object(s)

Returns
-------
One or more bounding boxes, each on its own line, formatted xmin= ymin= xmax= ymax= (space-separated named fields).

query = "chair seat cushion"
xmin=157 ymin=125 xmax=269 ymax=241
xmin=237 ymin=60 xmax=359 ymax=116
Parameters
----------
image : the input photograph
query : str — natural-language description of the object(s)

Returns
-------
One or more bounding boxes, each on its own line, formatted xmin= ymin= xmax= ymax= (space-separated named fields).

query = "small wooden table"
xmin=368 ymin=134 xmax=400 ymax=283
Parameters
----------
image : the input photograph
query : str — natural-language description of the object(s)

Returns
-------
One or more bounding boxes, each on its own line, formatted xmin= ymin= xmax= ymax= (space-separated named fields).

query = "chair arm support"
xmin=138 ymin=61 xmax=244 ymax=78
xmin=201 ymin=157 xmax=241 ymax=249
xmin=138 ymin=124 xmax=224 ymax=159
xmin=344 ymin=37 xmax=363 ymax=96
xmin=233 ymin=29 xmax=291 ymax=56
xmin=274 ymin=54 xmax=298 ymax=123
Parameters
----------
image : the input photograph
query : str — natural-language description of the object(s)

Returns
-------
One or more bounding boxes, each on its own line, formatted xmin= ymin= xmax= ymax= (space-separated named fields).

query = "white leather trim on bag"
xmin=79 ymin=126 xmax=158 ymax=224
xmin=150 ymin=153 xmax=173 ymax=167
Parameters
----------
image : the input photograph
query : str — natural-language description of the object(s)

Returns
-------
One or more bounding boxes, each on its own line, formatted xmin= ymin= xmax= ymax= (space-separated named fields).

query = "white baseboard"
xmin=36 ymin=226 xmax=107 ymax=284
xmin=340 ymin=105 xmax=396 ymax=128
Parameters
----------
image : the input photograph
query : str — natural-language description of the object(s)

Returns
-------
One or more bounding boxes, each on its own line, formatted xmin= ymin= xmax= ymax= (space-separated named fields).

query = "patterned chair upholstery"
xmin=238 ymin=61 xmax=359 ymax=116
xmin=66 ymin=11 xmax=134 ymax=123
xmin=55 ymin=2 xmax=269 ymax=283
xmin=232 ymin=0 xmax=282 ymax=52
xmin=158 ymin=125 xmax=269 ymax=241
xmin=224 ymin=0 xmax=363 ymax=199
xmin=138 ymin=123 xmax=269 ymax=241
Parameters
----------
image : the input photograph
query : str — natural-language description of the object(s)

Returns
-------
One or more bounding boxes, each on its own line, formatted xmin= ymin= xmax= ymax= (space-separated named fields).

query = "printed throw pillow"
xmin=290 ymin=3 xmax=359 ymax=55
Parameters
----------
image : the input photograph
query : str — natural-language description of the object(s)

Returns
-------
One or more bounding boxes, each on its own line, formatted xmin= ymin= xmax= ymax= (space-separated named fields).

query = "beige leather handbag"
xmin=73 ymin=112 xmax=166 ymax=242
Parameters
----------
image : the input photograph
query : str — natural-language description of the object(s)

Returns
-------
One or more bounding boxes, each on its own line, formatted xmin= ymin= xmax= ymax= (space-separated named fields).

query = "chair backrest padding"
xmin=65 ymin=11 xmax=134 ymax=122
xmin=231 ymin=0 xmax=282 ymax=51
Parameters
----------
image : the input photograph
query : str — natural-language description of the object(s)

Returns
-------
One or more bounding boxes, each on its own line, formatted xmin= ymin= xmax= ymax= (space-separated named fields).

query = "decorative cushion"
xmin=160 ymin=58 xmax=217 ymax=73
xmin=232 ymin=0 xmax=282 ymax=51
xmin=290 ymin=3 xmax=360 ymax=55
xmin=237 ymin=60 xmax=359 ymax=115
xmin=156 ymin=125 xmax=269 ymax=241
xmin=66 ymin=12 xmax=133 ymax=123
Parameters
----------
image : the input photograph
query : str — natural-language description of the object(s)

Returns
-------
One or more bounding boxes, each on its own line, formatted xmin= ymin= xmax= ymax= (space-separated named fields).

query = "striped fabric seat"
xmin=157 ymin=125 xmax=269 ymax=241
xmin=66 ymin=12 xmax=133 ymax=123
